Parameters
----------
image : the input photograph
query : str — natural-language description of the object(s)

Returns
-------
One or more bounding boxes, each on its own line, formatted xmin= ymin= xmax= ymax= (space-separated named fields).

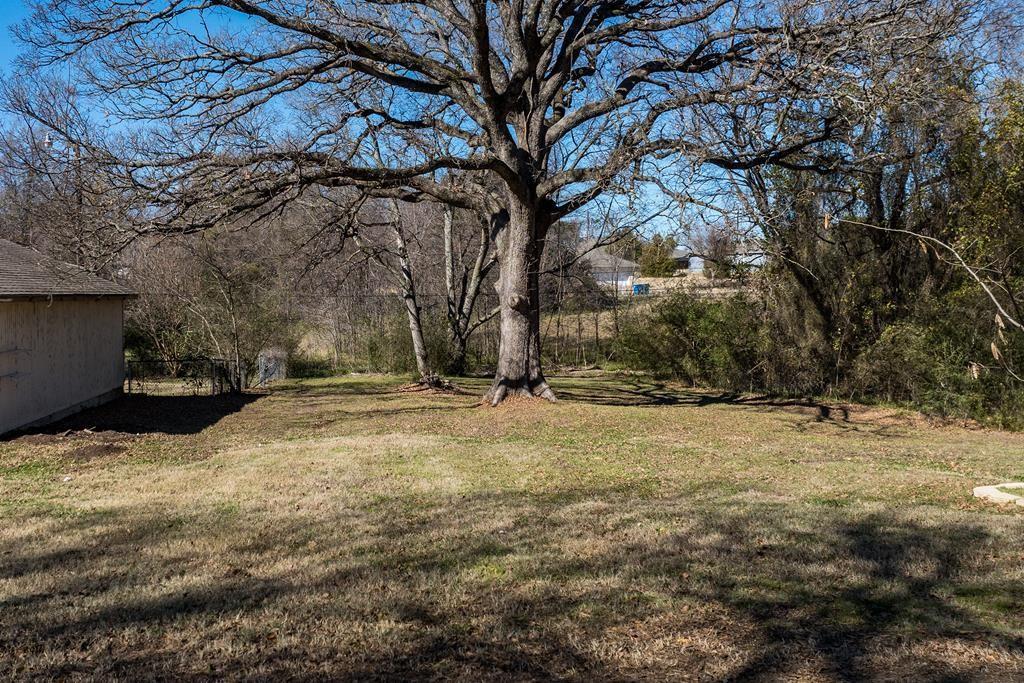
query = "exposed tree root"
xmin=397 ymin=374 xmax=462 ymax=394
xmin=485 ymin=376 xmax=558 ymax=406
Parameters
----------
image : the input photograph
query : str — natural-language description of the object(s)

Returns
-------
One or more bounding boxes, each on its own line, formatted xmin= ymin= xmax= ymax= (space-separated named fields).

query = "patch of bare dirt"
xmin=10 ymin=428 xmax=126 ymax=446
xmin=807 ymin=402 xmax=983 ymax=430
xmin=10 ymin=433 xmax=65 ymax=446
xmin=840 ymin=403 xmax=982 ymax=430
xmin=65 ymin=442 xmax=128 ymax=462
xmin=483 ymin=393 xmax=560 ymax=411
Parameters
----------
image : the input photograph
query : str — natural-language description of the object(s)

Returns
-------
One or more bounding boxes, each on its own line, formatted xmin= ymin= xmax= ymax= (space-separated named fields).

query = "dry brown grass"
xmin=2 ymin=375 xmax=1023 ymax=681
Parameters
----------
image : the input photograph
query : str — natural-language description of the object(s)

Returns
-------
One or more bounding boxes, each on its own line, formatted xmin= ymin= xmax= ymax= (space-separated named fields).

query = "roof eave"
xmin=0 ymin=292 xmax=138 ymax=302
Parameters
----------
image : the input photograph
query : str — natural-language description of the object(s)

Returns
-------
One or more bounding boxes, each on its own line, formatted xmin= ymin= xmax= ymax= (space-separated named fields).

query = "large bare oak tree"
xmin=16 ymin=0 xmax=975 ymax=403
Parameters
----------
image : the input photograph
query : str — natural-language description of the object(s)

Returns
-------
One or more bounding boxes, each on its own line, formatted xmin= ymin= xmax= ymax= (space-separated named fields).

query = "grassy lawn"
xmin=2 ymin=375 xmax=1024 ymax=680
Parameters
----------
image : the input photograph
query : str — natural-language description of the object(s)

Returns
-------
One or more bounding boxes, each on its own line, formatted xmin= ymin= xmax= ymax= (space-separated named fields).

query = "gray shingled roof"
xmin=0 ymin=238 xmax=135 ymax=300
xmin=577 ymin=239 xmax=640 ymax=273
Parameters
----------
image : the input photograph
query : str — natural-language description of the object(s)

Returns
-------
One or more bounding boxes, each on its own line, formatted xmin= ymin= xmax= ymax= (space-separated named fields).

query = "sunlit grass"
xmin=1 ymin=374 xmax=1023 ymax=679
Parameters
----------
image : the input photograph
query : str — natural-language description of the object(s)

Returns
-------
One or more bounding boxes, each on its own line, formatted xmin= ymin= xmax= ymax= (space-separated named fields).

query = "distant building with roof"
xmin=578 ymin=238 xmax=700 ymax=293
xmin=0 ymin=239 xmax=136 ymax=435
xmin=577 ymin=239 xmax=640 ymax=294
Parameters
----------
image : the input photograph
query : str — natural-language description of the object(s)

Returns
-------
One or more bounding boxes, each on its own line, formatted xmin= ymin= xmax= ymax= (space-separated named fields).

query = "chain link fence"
xmin=125 ymin=359 xmax=240 ymax=396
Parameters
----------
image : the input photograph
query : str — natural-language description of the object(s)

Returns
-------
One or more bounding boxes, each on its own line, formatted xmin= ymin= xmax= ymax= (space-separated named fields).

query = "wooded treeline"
xmin=620 ymin=80 xmax=1024 ymax=426
xmin=0 ymin=0 xmax=1022 ymax=421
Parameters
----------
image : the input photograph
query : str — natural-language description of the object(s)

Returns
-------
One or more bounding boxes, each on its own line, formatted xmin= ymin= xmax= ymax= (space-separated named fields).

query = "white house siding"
xmin=0 ymin=298 xmax=125 ymax=435
xmin=593 ymin=271 xmax=635 ymax=293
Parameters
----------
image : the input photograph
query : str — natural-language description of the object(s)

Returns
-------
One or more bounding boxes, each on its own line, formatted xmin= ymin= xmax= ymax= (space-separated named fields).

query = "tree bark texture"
xmin=485 ymin=198 xmax=556 ymax=405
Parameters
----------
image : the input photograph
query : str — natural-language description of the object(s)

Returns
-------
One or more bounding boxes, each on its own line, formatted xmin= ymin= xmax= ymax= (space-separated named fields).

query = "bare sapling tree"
xmin=295 ymin=185 xmax=498 ymax=379
xmin=357 ymin=198 xmax=500 ymax=382
xmin=359 ymin=186 xmax=502 ymax=384
xmin=442 ymin=203 xmax=501 ymax=375
xmin=15 ymin=0 xmax=979 ymax=403
xmin=348 ymin=195 xmax=437 ymax=383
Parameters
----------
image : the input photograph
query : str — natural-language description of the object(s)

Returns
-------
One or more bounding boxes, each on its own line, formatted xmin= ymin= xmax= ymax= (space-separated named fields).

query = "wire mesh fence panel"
xmin=125 ymin=359 xmax=238 ymax=396
xmin=256 ymin=351 xmax=287 ymax=386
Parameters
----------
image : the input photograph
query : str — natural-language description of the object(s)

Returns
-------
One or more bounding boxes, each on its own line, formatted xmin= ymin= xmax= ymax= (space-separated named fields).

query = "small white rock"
xmin=973 ymin=483 xmax=1024 ymax=506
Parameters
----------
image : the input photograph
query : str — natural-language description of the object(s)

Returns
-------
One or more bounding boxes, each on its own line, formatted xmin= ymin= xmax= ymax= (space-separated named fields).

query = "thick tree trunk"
xmin=485 ymin=198 xmax=556 ymax=405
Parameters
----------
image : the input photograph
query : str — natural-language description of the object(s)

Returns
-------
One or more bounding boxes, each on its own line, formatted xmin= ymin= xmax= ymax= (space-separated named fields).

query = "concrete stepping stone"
xmin=973 ymin=483 xmax=1024 ymax=506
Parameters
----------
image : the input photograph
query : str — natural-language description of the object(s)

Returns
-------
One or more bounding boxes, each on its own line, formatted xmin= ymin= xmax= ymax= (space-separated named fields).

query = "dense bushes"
xmin=616 ymin=295 xmax=761 ymax=389
xmin=846 ymin=287 xmax=1024 ymax=428
xmin=611 ymin=82 xmax=1024 ymax=428
xmin=614 ymin=287 xmax=1024 ymax=428
xmin=286 ymin=354 xmax=336 ymax=379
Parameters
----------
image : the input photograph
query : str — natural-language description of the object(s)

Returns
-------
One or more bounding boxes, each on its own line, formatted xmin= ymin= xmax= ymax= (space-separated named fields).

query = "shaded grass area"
xmin=2 ymin=374 xmax=1024 ymax=680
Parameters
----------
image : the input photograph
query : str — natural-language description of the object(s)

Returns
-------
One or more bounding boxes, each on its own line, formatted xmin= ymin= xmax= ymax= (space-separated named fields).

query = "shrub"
xmin=846 ymin=293 xmax=1024 ymax=428
xmin=287 ymin=354 xmax=336 ymax=379
xmin=616 ymin=293 xmax=760 ymax=389
xmin=614 ymin=285 xmax=1024 ymax=428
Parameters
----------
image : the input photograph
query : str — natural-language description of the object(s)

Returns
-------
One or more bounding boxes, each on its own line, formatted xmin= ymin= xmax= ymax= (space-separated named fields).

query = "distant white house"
xmin=0 ymin=239 xmax=135 ymax=435
xmin=578 ymin=239 xmax=698 ymax=294
xmin=577 ymin=239 xmax=640 ymax=294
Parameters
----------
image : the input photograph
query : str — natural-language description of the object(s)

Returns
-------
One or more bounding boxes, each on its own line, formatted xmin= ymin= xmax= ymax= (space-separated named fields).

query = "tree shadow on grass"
xmin=4 ymin=392 xmax=265 ymax=440
xmin=557 ymin=378 xmax=841 ymax=413
xmin=556 ymin=378 xmax=880 ymax=427
xmin=2 ymin=489 xmax=1022 ymax=680
xmin=684 ymin=514 xmax=1021 ymax=681
xmin=268 ymin=394 xmax=482 ymax=430
xmin=555 ymin=379 xmax=724 ymax=407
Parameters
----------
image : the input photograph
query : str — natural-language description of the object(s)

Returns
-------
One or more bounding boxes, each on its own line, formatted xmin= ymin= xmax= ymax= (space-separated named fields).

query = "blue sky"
xmin=0 ymin=0 xmax=692 ymax=241
xmin=0 ymin=0 xmax=30 ymax=74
